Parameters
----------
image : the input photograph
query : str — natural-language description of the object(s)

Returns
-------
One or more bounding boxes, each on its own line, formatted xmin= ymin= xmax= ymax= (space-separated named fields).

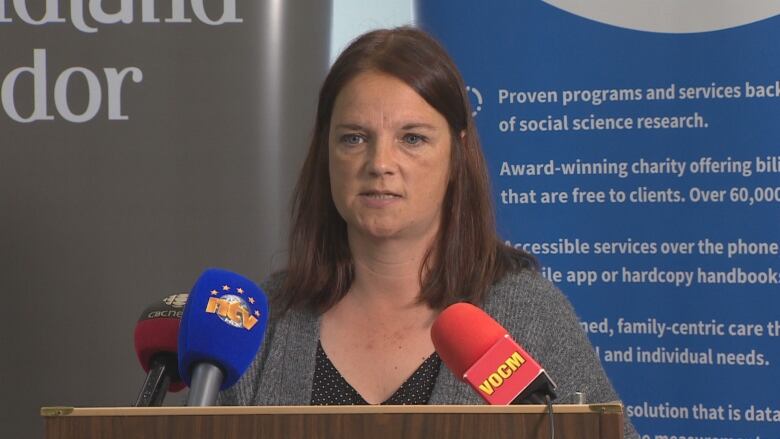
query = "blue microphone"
xmin=178 ymin=268 xmax=269 ymax=406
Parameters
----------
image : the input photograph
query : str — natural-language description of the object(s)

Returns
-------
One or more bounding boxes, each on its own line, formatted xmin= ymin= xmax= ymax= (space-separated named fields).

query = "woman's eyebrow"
xmin=333 ymin=122 xmax=437 ymax=131
xmin=401 ymin=122 xmax=437 ymax=130
xmin=334 ymin=123 xmax=365 ymax=131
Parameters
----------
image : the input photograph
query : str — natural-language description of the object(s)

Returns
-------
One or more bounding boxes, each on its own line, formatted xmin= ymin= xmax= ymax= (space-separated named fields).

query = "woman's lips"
xmin=359 ymin=191 xmax=402 ymax=206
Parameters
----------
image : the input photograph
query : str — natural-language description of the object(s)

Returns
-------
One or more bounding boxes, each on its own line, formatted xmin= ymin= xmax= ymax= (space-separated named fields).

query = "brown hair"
xmin=280 ymin=27 xmax=536 ymax=312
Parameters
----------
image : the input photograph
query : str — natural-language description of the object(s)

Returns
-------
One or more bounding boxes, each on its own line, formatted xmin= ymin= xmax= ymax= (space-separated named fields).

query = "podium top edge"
xmin=41 ymin=403 xmax=623 ymax=417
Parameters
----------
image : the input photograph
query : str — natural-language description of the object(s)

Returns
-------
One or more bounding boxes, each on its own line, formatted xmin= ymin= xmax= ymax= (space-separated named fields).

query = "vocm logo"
xmin=204 ymin=285 xmax=259 ymax=330
xmin=478 ymin=351 xmax=526 ymax=396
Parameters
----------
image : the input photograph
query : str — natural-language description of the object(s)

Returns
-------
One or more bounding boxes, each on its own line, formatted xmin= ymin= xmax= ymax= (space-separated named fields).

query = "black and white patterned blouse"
xmin=311 ymin=340 xmax=441 ymax=405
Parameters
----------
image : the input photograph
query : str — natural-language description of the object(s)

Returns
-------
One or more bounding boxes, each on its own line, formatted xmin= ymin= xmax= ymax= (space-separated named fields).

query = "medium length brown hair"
xmin=280 ymin=27 xmax=536 ymax=312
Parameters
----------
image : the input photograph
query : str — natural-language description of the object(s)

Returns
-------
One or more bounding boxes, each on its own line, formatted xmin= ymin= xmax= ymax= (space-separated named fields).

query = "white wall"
xmin=330 ymin=0 xmax=415 ymax=63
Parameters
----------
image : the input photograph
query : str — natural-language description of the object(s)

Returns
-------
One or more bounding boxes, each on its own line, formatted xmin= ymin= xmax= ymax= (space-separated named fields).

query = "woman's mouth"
xmin=360 ymin=191 xmax=401 ymax=199
xmin=359 ymin=191 xmax=402 ymax=206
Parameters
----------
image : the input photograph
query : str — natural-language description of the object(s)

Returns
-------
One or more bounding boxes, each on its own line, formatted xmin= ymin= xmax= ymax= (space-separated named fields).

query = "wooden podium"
xmin=42 ymin=404 xmax=623 ymax=439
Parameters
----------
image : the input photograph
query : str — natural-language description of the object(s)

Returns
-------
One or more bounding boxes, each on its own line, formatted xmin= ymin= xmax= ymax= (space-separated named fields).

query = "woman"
xmin=221 ymin=26 xmax=637 ymax=438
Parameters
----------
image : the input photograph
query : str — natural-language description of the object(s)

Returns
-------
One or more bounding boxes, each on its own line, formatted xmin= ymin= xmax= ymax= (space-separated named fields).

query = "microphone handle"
xmin=511 ymin=370 xmax=557 ymax=405
xmin=134 ymin=353 xmax=175 ymax=407
xmin=186 ymin=363 xmax=224 ymax=406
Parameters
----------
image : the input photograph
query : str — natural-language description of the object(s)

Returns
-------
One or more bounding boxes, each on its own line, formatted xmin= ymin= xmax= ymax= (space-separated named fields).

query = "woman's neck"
xmin=345 ymin=228 xmax=436 ymax=313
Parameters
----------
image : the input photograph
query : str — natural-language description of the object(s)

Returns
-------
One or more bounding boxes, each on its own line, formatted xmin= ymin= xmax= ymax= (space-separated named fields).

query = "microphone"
xmin=178 ymin=268 xmax=270 ymax=406
xmin=431 ymin=302 xmax=557 ymax=405
xmin=133 ymin=293 xmax=188 ymax=407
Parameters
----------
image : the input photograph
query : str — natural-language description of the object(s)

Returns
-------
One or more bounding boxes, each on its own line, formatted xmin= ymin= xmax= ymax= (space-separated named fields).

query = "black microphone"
xmin=133 ymin=293 xmax=188 ymax=406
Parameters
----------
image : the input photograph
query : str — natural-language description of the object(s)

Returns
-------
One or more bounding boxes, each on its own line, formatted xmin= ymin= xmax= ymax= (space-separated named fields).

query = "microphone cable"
xmin=545 ymin=394 xmax=555 ymax=439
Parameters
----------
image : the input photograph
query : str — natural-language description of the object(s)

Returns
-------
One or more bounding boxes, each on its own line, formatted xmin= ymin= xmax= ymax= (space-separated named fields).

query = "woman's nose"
xmin=366 ymin=137 xmax=396 ymax=176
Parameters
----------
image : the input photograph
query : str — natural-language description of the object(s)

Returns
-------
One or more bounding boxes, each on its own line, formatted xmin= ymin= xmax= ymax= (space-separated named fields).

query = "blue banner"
xmin=418 ymin=2 xmax=780 ymax=437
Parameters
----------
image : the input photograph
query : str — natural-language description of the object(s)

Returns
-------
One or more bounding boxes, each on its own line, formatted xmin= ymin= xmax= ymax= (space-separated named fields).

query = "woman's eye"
xmin=341 ymin=134 xmax=365 ymax=145
xmin=402 ymin=134 xmax=426 ymax=145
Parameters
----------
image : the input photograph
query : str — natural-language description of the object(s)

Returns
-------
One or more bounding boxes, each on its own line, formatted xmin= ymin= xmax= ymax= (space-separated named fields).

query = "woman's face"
xmin=328 ymin=71 xmax=452 ymax=242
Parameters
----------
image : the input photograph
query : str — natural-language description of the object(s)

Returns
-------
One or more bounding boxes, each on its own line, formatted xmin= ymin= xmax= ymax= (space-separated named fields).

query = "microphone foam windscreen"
xmin=177 ymin=268 xmax=269 ymax=390
xmin=431 ymin=302 xmax=508 ymax=378
xmin=133 ymin=293 xmax=188 ymax=392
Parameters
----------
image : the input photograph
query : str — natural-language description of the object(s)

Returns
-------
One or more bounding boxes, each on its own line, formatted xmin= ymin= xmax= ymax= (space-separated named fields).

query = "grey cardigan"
xmin=219 ymin=269 xmax=638 ymax=438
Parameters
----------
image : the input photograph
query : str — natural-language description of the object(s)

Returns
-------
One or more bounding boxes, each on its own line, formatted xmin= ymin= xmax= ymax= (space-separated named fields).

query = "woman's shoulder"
xmin=486 ymin=267 xmax=574 ymax=314
xmin=219 ymin=269 xmax=319 ymax=406
xmin=481 ymin=267 xmax=586 ymax=358
xmin=260 ymin=270 xmax=287 ymax=296
xmin=259 ymin=270 xmax=292 ymax=319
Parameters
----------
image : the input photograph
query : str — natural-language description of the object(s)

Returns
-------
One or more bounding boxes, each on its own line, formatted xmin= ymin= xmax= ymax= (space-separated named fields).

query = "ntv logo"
xmin=0 ymin=0 xmax=242 ymax=33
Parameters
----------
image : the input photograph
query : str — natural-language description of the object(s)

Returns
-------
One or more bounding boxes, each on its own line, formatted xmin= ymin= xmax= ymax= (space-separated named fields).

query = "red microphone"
xmin=133 ymin=293 xmax=188 ymax=406
xmin=431 ymin=302 xmax=557 ymax=405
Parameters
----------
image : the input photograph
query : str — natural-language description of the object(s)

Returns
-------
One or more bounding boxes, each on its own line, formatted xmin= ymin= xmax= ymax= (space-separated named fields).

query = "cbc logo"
xmin=163 ymin=293 xmax=189 ymax=308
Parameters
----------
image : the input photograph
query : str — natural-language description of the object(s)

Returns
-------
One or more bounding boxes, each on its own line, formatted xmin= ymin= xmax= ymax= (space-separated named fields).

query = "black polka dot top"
xmin=311 ymin=341 xmax=441 ymax=405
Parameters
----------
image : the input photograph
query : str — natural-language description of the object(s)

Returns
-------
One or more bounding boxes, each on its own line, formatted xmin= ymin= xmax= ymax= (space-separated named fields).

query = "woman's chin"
xmin=350 ymin=221 xmax=438 ymax=244
xmin=362 ymin=226 xmax=400 ymax=240
xmin=348 ymin=221 xmax=404 ymax=241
